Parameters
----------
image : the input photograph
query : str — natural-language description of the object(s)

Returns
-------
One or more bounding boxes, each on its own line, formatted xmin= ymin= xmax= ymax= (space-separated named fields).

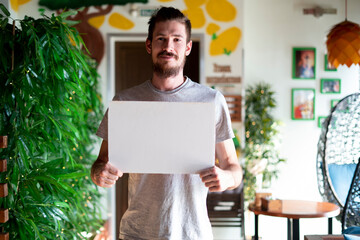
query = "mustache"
xmin=158 ymin=51 xmax=178 ymax=58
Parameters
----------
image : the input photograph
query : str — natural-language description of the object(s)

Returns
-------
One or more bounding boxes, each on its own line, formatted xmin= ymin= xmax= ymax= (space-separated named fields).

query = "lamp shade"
xmin=326 ymin=20 xmax=360 ymax=68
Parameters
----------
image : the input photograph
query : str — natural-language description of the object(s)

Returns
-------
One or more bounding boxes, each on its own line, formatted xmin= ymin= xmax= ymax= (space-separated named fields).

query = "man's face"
xmin=146 ymin=20 xmax=192 ymax=78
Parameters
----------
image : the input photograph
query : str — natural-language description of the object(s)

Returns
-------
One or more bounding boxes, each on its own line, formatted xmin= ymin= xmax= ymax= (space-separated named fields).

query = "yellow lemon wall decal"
xmin=184 ymin=0 xmax=207 ymax=8
xmin=183 ymin=8 xmax=206 ymax=29
xmin=88 ymin=15 xmax=105 ymax=29
xmin=206 ymin=23 xmax=220 ymax=36
xmin=209 ymin=27 xmax=242 ymax=56
xmin=109 ymin=13 xmax=134 ymax=30
xmin=206 ymin=0 xmax=236 ymax=22
xmin=18 ymin=0 xmax=31 ymax=6
xmin=10 ymin=0 xmax=31 ymax=12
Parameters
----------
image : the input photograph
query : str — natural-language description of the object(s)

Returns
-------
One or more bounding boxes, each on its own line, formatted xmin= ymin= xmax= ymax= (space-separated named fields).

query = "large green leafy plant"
xmin=244 ymin=83 xmax=286 ymax=201
xmin=0 ymin=5 xmax=103 ymax=239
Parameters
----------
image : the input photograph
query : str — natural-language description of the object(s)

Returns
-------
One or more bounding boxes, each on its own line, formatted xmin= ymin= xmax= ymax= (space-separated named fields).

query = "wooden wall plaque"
xmin=0 ymin=136 xmax=9 ymax=237
xmin=0 ymin=137 xmax=7 ymax=149
xmin=224 ymin=95 xmax=242 ymax=122
xmin=0 ymin=232 xmax=9 ymax=240
xmin=0 ymin=209 xmax=8 ymax=223
xmin=0 ymin=160 xmax=6 ymax=173
xmin=0 ymin=184 xmax=8 ymax=198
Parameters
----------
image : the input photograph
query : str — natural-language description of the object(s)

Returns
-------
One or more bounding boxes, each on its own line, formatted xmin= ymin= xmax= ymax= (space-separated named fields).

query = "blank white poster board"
xmin=108 ymin=101 xmax=215 ymax=174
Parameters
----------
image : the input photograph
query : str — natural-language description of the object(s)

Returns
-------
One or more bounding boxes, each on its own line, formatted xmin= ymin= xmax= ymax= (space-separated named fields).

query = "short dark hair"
xmin=147 ymin=7 xmax=192 ymax=43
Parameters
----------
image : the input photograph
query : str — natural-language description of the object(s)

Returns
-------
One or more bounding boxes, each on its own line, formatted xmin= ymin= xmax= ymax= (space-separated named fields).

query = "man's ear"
xmin=145 ymin=38 xmax=152 ymax=54
xmin=186 ymin=40 xmax=192 ymax=56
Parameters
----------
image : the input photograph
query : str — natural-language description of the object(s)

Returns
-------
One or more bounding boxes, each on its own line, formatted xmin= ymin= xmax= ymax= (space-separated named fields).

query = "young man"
xmin=91 ymin=7 xmax=243 ymax=240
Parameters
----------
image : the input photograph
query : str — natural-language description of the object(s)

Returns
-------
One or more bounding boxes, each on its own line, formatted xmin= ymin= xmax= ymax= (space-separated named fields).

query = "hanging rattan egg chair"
xmin=316 ymin=93 xmax=360 ymax=221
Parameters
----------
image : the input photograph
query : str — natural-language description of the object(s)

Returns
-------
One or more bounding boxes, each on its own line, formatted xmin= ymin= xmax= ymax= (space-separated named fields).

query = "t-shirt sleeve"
xmin=96 ymin=109 xmax=109 ymax=141
xmin=96 ymin=94 xmax=122 ymax=141
xmin=215 ymin=91 xmax=235 ymax=143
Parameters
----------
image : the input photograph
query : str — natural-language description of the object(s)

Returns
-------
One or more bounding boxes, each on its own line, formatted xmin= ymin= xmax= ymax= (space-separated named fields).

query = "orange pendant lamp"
xmin=326 ymin=0 xmax=360 ymax=68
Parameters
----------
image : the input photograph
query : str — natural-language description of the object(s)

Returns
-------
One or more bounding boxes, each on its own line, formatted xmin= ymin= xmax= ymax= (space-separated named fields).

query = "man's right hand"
xmin=91 ymin=140 xmax=123 ymax=188
xmin=91 ymin=161 xmax=123 ymax=188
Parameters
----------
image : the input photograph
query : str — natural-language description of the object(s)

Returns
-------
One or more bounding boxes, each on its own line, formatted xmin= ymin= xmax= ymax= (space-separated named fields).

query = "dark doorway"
xmin=115 ymin=41 xmax=200 ymax=93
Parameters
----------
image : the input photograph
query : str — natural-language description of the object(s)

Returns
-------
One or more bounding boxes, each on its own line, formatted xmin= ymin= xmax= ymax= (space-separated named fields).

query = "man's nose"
xmin=162 ymin=39 xmax=174 ymax=50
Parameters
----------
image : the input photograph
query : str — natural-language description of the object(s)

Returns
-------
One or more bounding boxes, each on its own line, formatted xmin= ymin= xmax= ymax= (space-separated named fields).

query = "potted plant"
xmin=243 ymin=83 xmax=286 ymax=201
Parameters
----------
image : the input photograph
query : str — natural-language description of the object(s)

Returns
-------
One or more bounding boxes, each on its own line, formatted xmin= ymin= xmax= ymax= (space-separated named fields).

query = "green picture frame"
xmin=324 ymin=54 xmax=337 ymax=71
xmin=318 ymin=116 xmax=327 ymax=128
xmin=331 ymin=99 xmax=340 ymax=108
xmin=291 ymin=88 xmax=315 ymax=120
xmin=292 ymin=47 xmax=316 ymax=79
xmin=332 ymin=98 xmax=350 ymax=113
xmin=320 ymin=78 xmax=341 ymax=94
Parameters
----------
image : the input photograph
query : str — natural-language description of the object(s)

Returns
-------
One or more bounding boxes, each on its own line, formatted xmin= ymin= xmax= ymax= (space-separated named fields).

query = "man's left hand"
xmin=199 ymin=166 xmax=235 ymax=192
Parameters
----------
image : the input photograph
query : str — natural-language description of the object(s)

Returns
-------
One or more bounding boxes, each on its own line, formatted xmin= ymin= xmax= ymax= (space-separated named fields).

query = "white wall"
xmin=244 ymin=0 xmax=360 ymax=239
xmin=244 ymin=0 xmax=360 ymax=201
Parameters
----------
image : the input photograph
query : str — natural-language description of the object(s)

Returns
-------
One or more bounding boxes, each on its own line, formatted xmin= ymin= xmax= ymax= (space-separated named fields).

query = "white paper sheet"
xmin=108 ymin=101 xmax=215 ymax=174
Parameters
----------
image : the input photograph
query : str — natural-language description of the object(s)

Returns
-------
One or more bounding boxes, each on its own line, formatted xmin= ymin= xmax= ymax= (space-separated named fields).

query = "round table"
xmin=248 ymin=200 xmax=340 ymax=240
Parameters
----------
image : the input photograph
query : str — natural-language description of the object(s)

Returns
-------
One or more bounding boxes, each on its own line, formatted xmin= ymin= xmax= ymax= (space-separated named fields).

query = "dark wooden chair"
xmin=207 ymin=181 xmax=245 ymax=239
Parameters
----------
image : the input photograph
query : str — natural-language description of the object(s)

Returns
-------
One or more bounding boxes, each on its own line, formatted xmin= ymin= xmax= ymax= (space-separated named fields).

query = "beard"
xmin=152 ymin=51 xmax=186 ymax=78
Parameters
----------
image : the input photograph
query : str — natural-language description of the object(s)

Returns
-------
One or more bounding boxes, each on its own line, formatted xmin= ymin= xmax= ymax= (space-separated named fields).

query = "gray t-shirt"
xmin=96 ymin=78 xmax=234 ymax=240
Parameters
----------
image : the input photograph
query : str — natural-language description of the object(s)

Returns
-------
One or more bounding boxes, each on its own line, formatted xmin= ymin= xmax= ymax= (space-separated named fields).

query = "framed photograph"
xmin=291 ymin=88 xmax=315 ymax=120
xmin=318 ymin=116 xmax=327 ymax=128
xmin=324 ymin=54 xmax=337 ymax=71
xmin=292 ymin=47 xmax=316 ymax=79
xmin=320 ymin=78 xmax=341 ymax=94
xmin=336 ymin=98 xmax=350 ymax=113
xmin=331 ymin=99 xmax=340 ymax=108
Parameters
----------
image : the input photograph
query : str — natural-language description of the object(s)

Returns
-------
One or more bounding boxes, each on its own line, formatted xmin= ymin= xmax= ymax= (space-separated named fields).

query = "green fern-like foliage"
xmin=244 ymin=83 xmax=286 ymax=201
xmin=0 ymin=5 xmax=104 ymax=239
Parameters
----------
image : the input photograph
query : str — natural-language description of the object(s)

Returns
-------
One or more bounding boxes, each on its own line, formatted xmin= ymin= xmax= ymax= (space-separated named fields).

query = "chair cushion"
xmin=344 ymin=226 xmax=360 ymax=235
xmin=344 ymin=227 xmax=360 ymax=240
xmin=328 ymin=163 xmax=356 ymax=204
xmin=344 ymin=234 xmax=360 ymax=240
